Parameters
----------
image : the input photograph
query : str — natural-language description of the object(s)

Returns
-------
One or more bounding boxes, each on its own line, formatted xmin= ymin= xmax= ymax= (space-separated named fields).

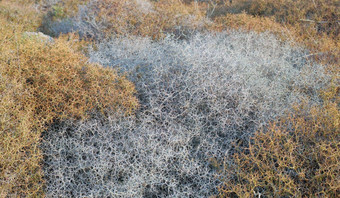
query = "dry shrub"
xmin=219 ymin=84 xmax=339 ymax=197
xmin=206 ymin=0 xmax=339 ymax=72
xmin=209 ymin=13 xmax=292 ymax=40
xmin=4 ymin=36 xmax=138 ymax=121
xmin=210 ymin=0 xmax=339 ymax=28
xmin=0 ymin=0 xmax=42 ymax=32
xmin=38 ymin=0 xmax=87 ymax=37
xmin=40 ymin=0 xmax=208 ymax=40
xmin=0 ymin=2 xmax=44 ymax=196
xmin=56 ymin=32 xmax=96 ymax=56
xmin=0 ymin=10 xmax=138 ymax=196
xmin=0 ymin=71 xmax=44 ymax=197
xmin=41 ymin=31 xmax=329 ymax=197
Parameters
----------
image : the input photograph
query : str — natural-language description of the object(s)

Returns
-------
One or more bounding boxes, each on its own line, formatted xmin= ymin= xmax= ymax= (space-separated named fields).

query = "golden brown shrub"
xmin=0 ymin=7 xmax=138 ymax=196
xmin=0 ymin=72 xmax=44 ymax=197
xmin=218 ymin=84 xmax=339 ymax=197
xmin=0 ymin=0 xmax=42 ymax=32
xmin=11 ymin=38 xmax=137 ymax=120
xmin=209 ymin=13 xmax=292 ymax=40
xmin=210 ymin=0 xmax=339 ymax=29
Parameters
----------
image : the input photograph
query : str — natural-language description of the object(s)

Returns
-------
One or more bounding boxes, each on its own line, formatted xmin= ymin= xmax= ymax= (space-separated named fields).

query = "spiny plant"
xmin=0 ymin=2 xmax=44 ymax=196
xmin=209 ymin=13 xmax=291 ymax=40
xmin=219 ymin=82 xmax=339 ymax=197
xmin=42 ymin=31 xmax=330 ymax=197
xmin=38 ymin=0 xmax=87 ymax=37
xmin=204 ymin=0 xmax=340 ymax=72
xmin=0 ymin=15 xmax=138 ymax=196
xmin=0 ymin=0 xmax=42 ymax=32
xmin=3 ymin=36 xmax=138 ymax=121
xmin=40 ymin=0 xmax=208 ymax=40
xmin=224 ymin=0 xmax=339 ymax=34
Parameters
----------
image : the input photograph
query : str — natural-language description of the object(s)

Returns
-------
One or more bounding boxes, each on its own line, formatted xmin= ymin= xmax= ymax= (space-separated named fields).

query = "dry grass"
xmin=218 ymin=84 xmax=339 ymax=197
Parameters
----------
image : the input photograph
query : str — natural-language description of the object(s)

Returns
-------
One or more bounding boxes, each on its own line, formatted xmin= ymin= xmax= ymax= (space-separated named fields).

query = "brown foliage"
xmin=209 ymin=13 xmax=291 ymax=40
xmin=219 ymin=84 xmax=339 ymax=197
xmin=0 ymin=4 xmax=138 ymax=196
xmin=0 ymin=0 xmax=42 ymax=32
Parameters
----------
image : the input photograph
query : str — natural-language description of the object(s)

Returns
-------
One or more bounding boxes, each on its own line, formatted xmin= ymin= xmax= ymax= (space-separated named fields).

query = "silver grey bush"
xmin=90 ymin=31 xmax=328 ymax=133
xmin=43 ymin=113 xmax=221 ymax=197
xmin=40 ymin=0 xmax=156 ymax=39
xmin=42 ymin=31 xmax=329 ymax=197
xmin=41 ymin=0 xmax=208 ymax=40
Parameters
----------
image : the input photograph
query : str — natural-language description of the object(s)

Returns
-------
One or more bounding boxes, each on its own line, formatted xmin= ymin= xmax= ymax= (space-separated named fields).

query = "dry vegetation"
xmin=205 ymin=0 xmax=339 ymax=72
xmin=219 ymin=85 xmax=339 ymax=197
xmin=44 ymin=31 xmax=329 ymax=197
xmin=40 ymin=0 xmax=339 ymax=70
xmin=0 ymin=0 xmax=339 ymax=197
xmin=0 ymin=1 xmax=137 ymax=196
xmin=40 ymin=0 xmax=208 ymax=40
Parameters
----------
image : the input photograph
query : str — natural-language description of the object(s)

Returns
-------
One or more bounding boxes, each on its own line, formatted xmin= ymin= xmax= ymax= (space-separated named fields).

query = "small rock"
xmin=23 ymin=32 xmax=54 ymax=43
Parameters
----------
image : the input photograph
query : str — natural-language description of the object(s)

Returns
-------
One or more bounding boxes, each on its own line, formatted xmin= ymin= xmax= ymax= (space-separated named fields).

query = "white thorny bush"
xmin=40 ymin=0 xmax=208 ymax=40
xmin=42 ymin=31 xmax=330 ymax=197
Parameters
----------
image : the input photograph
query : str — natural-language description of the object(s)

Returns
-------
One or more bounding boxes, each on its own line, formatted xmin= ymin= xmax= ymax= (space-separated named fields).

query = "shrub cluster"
xmin=1 ymin=0 xmax=338 ymax=197
xmin=205 ymin=0 xmax=339 ymax=72
xmin=210 ymin=13 xmax=291 ymax=40
xmin=0 ymin=0 xmax=42 ymax=32
xmin=0 ymin=3 xmax=44 ymax=196
xmin=224 ymin=0 xmax=339 ymax=34
xmin=219 ymin=84 xmax=339 ymax=197
xmin=39 ymin=0 xmax=339 ymax=71
xmin=42 ymin=31 xmax=330 ymax=197
xmin=0 ymin=8 xmax=137 ymax=195
xmin=40 ymin=0 xmax=208 ymax=40
xmin=43 ymin=113 xmax=222 ymax=197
